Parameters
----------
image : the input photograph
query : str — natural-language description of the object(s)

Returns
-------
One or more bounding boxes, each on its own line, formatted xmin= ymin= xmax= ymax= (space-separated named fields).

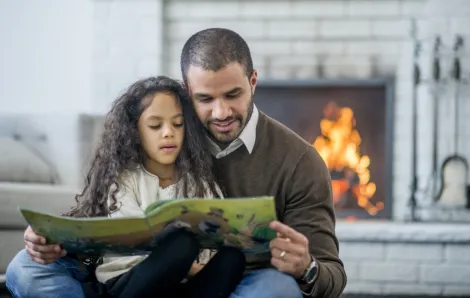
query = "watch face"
xmin=306 ymin=264 xmax=318 ymax=283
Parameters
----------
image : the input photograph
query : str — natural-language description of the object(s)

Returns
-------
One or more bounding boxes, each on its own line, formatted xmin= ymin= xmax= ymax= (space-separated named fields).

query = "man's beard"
xmin=206 ymin=98 xmax=254 ymax=146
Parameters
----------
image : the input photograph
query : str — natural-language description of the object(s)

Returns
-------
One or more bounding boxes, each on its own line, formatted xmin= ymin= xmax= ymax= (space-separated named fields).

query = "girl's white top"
xmin=95 ymin=165 xmax=223 ymax=284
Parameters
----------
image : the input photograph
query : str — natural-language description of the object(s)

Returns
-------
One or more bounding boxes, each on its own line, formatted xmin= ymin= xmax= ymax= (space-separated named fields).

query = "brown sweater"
xmin=213 ymin=112 xmax=346 ymax=298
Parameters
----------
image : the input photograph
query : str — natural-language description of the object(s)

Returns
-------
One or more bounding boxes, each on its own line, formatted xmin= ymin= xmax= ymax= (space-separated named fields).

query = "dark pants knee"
xmin=184 ymin=246 xmax=246 ymax=298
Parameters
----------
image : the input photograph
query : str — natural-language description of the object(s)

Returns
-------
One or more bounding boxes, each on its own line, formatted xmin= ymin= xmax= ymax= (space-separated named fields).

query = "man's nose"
xmin=212 ymin=99 xmax=232 ymax=120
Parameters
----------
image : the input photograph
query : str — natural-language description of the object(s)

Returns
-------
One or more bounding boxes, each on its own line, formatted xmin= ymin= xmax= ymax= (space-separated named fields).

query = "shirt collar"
xmin=236 ymin=104 xmax=258 ymax=154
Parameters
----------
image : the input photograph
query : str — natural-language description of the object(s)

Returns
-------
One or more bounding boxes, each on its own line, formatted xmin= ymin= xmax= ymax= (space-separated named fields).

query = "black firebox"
xmin=254 ymin=79 xmax=394 ymax=220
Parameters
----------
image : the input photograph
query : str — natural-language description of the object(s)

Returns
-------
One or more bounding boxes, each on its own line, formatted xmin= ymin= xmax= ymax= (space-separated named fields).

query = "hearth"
xmin=254 ymin=79 xmax=394 ymax=220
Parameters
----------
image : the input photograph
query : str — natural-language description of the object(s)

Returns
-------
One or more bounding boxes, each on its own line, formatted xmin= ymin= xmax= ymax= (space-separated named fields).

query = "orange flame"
xmin=313 ymin=102 xmax=383 ymax=216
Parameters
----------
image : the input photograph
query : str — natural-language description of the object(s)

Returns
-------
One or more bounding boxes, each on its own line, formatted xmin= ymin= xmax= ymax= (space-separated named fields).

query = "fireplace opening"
xmin=254 ymin=80 xmax=394 ymax=220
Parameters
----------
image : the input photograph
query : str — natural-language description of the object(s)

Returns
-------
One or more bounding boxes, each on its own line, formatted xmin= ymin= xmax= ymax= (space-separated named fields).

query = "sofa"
xmin=0 ymin=182 xmax=78 ymax=283
xmin=0 ymin=116 xmax=88 ymax=284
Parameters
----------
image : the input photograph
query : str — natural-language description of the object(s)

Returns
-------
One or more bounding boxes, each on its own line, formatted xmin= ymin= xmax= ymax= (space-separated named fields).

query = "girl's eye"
xmin=149 ymin=125 xmax=161 ymax=129
xmin=174 ymin=123 xmax=184 ymax=128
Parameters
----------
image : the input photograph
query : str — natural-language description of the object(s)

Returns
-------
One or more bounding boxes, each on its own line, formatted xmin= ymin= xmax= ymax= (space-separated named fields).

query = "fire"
xmin=312 ymin=102 xmax=383 ymax=216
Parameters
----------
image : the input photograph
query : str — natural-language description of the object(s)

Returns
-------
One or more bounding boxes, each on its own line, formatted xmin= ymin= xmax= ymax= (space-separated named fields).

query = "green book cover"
xmin=19 ymin=196 xmax=277 ymax=257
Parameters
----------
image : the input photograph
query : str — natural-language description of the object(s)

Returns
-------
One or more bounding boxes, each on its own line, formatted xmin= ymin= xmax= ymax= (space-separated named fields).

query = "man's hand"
xmin=269 ymin=221 xmax=312 ymax=279
xmin=24 ymin=226 xmax=66 ymax=264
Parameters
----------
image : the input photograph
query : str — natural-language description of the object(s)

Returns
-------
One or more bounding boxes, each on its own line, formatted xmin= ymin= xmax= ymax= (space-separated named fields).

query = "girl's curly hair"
xmin=65 ymin=76 xmax=220 ymax=218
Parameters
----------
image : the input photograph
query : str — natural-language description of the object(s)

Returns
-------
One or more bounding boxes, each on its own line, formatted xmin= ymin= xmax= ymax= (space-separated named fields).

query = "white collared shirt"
xmin=208 ymin=105 xmax=258 ymax=159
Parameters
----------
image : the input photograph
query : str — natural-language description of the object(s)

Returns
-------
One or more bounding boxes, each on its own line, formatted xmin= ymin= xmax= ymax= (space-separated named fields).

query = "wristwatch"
xmin=300 ymin=255 xmax=318 ymax=284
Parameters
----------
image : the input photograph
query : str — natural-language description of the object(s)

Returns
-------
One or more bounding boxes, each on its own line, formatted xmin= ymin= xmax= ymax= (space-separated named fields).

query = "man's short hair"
xmin=180 ymin=28 xmax=254 ymax=84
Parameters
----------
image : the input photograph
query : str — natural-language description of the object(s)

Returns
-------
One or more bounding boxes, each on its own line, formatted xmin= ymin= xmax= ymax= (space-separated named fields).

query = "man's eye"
xmin=226 ymin=93 xmax=240 ymax=99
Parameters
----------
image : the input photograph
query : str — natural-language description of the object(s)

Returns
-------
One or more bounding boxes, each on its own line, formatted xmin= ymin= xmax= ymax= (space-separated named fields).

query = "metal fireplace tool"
xmin=408 ymin=20 xmax=470 ymax=223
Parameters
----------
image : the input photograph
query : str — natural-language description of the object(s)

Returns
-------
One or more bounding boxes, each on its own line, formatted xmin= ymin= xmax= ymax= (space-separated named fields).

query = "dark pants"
xmin=83 ymin=230 xmax=246 ymax=298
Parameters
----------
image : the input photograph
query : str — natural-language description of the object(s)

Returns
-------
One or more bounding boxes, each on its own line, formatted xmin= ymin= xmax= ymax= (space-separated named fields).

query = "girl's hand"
xmin=188 ymin=262 xmax=204 ymax=277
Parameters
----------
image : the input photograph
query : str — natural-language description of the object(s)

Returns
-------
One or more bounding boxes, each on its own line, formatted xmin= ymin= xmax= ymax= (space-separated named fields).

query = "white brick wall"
xmin=162 ymin=0 xmax=429 ymax=222
xmin=340 ymin=240 xmax=470 ymax=295
xmin=336 ymin=222 xmax=470 ymax=295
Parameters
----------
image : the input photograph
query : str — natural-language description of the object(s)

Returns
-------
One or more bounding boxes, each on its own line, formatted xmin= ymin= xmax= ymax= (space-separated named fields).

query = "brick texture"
xmin=291 ymin=1 xmax=346 ymax=17
xmin=340 ymin=242 xmax=385 ymax=260
xmin=385 ymin=243 xmax=443 ymax=261
xmin=383 ymin=284 xmax=442 ymax=296
xmin=443 ymin=286 xmax=470 ymax=296
xmin=421 ymin=264 xmax=470 ymax=284
xmin=360 ymin=262 xmax=419 ymax=282
xmin=318 ymin=20 xmax=371 ymax=38
xmin=445 ymin=244 xmax=470 ymax=263
xmin=347 ymin=0 xmax=401 ymax=16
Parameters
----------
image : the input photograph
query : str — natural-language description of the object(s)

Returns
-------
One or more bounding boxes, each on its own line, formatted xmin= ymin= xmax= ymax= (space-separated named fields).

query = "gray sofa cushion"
xmin=0 ymin=137 xmax=58 ymax=184
xmin=0 ymin=182 xmax=78 ymax=229
xmin=0 ymin=230 xmax=24 ymax=273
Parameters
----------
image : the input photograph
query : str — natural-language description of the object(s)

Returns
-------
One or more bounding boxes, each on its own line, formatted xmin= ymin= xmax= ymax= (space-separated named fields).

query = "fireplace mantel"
xmin=336 ymin=221 xmax=470 ymax=243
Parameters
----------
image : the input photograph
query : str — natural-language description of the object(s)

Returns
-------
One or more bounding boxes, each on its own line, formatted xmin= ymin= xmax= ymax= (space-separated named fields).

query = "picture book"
xmin=19 ymin=196 xmax=278 ymax=257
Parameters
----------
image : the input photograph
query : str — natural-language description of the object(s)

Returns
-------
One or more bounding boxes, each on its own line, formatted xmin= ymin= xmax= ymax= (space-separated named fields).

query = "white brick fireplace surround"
xmin=91 ymin=0 xmax=470 ymax=296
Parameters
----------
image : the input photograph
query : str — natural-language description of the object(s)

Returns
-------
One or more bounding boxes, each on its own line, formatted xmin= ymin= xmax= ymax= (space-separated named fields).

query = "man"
xmin=6 ymin=28 xmax=346 ymax=298
xmin=180 ymin=28 xmax=346 ymax=298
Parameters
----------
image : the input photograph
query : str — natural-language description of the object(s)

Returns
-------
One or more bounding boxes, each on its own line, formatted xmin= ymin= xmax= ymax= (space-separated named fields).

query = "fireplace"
xmin=254 ymin=79 xmax=394 ymax=220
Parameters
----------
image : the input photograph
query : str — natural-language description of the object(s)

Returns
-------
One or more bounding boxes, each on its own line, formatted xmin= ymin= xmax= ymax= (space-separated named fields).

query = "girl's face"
xmin=138 ymin=92 xmax=184 ymax=169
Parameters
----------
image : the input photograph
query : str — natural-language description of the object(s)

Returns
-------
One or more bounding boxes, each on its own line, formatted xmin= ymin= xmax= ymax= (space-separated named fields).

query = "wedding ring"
xmin=280 ymin=250 xmax=287 ymax=259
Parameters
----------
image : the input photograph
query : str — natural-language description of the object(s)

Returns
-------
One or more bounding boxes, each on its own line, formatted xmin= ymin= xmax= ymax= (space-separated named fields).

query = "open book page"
xmin=20 ymin=209 xmax=152 ymax=256
xmin=145 ymin=197 xmax=277 ymax=254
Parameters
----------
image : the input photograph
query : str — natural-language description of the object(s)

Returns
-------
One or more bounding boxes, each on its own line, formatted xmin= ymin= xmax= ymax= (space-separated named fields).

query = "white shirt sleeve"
xmin=107 ymin=172 xmax=145 ymax=218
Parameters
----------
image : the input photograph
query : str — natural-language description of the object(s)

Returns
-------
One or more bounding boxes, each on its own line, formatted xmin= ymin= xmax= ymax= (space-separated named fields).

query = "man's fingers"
xmin=270 ymin=256 xmax=294 ymax=273
xmin=271 ymin=247 xmax=296 ymax=263
xmin=271 ymin=248 xmax=306 ymax=277
xmin=269 ymin=221 xmax=308 ymax=245
xmin=269 ymin=238 xmax=304 ymax=257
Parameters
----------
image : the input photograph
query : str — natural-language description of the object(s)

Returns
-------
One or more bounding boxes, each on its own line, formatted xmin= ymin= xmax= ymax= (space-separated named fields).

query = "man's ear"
xmin=250 ymin=70 xmax=258 ymax=95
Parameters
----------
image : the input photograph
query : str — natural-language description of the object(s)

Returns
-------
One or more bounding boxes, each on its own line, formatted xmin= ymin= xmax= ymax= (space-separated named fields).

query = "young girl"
xmin=67 ymin=76 xmax=245 ymax=298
